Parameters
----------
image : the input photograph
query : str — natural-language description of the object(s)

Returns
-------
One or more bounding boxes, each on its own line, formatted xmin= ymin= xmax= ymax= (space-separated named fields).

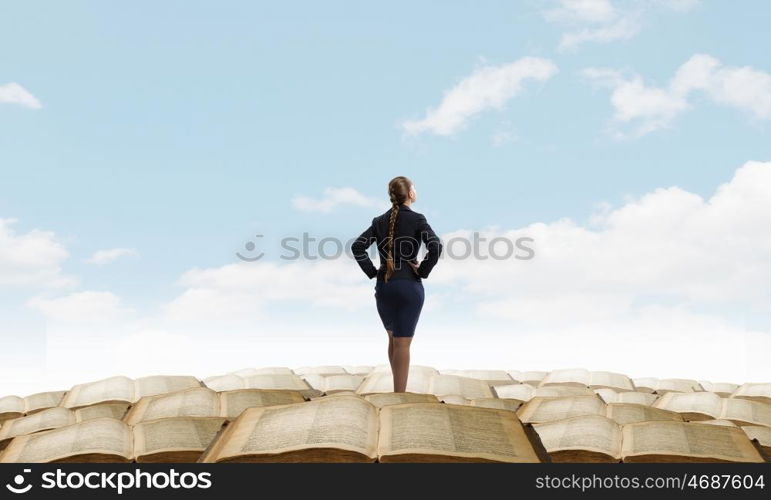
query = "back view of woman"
xmin=351 ymin=176 xmax=442 ymax=392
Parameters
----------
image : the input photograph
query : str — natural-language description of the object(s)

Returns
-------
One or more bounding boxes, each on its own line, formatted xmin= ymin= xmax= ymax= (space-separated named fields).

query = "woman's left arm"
xmin=415 ymin=214 xmax=442 ymax=278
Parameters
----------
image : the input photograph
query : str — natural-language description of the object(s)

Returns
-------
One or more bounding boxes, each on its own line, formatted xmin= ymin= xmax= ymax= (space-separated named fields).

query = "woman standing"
xmin=351 ymin=176 xmax=442 ymax=392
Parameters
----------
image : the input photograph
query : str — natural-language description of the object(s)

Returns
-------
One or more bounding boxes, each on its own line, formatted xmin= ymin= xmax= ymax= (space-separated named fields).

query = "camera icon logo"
xmin=5 ymin=469 xmax=33 ymax=494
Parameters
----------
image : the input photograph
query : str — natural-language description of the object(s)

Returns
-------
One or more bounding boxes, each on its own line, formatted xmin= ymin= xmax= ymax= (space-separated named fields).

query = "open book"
xmin=0 ymin=416 xmax=226 ymax=463
xmin=301 ymin=374 xmax=365 ymax=394
xmin=0 ymin=391 xmax=67 ymax=422
xmin=699 ymin=381 xmax=740 ymax=396
xmin=124 ymin=387 xmax=307 ymax=424
xmin=533 ymin=415 xmax=766 ymax=463
xmin=653 ymin=391 xmax=771 ymax=425
xmin=512 ymin=371 xmax=549 ymax=386
xmin=517 ymin=395 xmax=683 ymax=425
xmin=198 ymin=394 xmax=546 ymax=463
xmin=540 ymin=368 xmax=635 ymax=392
xmin=0 ymin=403 xmax=129 ymax=450
xmin=202 ymin=372 xmax=320 ymax=398
xmin=731 ymin=383 xmax=771 ymax=405
xmin=60 ymin=376 xmax=202 ymax=409
xmin=594 ymin=388 xmax=658 ymax=406
xmin=362 ymin=392 xmax=439 ymax=407
xmin=632 ymin=377 xmax=702 ymax=393
xmin=356 ymin=372 xmax=494 ymax=400
xmin=741 ymin=426 xmax=771 ymax=457
xmin=438 ymin=369 xmax=517 ymax=386
xmin=493 ymin=383 xmax=596 ymax=403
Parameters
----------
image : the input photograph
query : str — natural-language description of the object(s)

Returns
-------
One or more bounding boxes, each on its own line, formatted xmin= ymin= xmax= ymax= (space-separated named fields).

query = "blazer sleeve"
xmin=416 ymin=214 xmax=442 ymax=279
xmin=351 ymin=218 xmax=378 ymax=279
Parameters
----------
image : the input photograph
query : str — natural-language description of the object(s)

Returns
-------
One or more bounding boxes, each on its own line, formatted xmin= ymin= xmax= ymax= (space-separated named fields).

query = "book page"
xmin=134 ymin=375 xmax=202 ymax=399
xmin=536 ymin=386 xmax=595 ymax=398
xmin=594 ymin=388 xmax=619 ymax=403
xmin=492 ymin=384 xmax=534 ymax=401
xmin=606 ymin=403 xmax=683 ymax=425
xmin=540 ymin=368 xmax=591 ymax=387
xmin=709 ymin=383 xmax=739 ymax=396
xmin=0 ymin=408 xmax=75 ymax=441
xmin=532 ymin=414 xmax=622 ymax=459
xmin=342 ymin=365 xmax=374 ymax=375
xmin=362 ymin=392 xmax=439 ymax=408
xmin=470 ymin=398 xmax=522 ymax=412
xmin=519 ymin=371 xmax=548 ymax=384
xmin=720 ymin=398 xmax=771 ymax=426
xmin=653 ymin=392 xmax=722 ymax=419
xmin=303 ymin=374 xmax=364 ymax=393
xmin=219 ymin=389 xmax=305 ymax=419
xmin=0 ymin=418 xmax=132 ymax=463
xmin=633 ymin=377 xmax=659 ymax=392
xmin=439 ymin=369 xmax=513 ymax=383
xmin=658 ymin=379 xmax=700 ymax=393
xmin=742 ymin=426 xmax=771 ymax=449
xmin=241 ymin=374 xmax=313 ymax=391
xmin=618 ymin=392 xmax=658 ymax=406
xmin=24 ymin=391 xmax=67 ymax=413
xmin=732 ymin=383 xmax=771 ymax=404
xmin=125 ymin=388 xmax=220 ymax=425
xmin=371 ymin=364 xmax=437 ymax=375
xmin=621 ymin=421 xmax=764 ymax=462
xmin=517 ymin=396 xmax=606 ymax=424
xmin=209 ymin=395 xmax=378 ymax=461
xmin=0 ymin=396 xmax=24 ymax=416
xmin=61 ymin=376 xmax=135 ymax=408
xmin=133 ymin=417 xmax=226 ymax=458
xmin=428 ymin=375 xmax=493 ymax=399
xmin=590 ymin=371 xmax=634 ymax=391
xmin=74 ymin=403 xmax=130 ymax=422
xmin=693 ymin=419 xmax=738 ymax=427
xmin=356 ymin=370 xmax=431 ymax=394
xmin=203 ymin=374 xmax=246 ymax=392
xmin=377 ymin=402 xmax=540 ymax=463
xmin=439 ymin=395 xmax=469 ymax=406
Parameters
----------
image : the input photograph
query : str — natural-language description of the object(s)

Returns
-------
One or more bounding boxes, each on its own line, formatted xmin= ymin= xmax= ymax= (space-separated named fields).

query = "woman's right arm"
xmin=351 ymin=218 xmax=378 ymax=279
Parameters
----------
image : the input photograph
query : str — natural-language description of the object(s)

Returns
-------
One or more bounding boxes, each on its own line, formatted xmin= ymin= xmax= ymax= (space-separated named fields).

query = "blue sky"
xmin=2 ymin=1 xmax=771 ymax=394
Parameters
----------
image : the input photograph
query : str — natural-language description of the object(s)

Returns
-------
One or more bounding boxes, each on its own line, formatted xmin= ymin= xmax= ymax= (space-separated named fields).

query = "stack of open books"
xmin=0 ymin=366 xmax=768 ymax=463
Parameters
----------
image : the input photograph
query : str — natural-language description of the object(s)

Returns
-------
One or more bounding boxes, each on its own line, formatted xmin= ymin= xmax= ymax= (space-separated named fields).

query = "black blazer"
xmin=352 ymin=203 xmax=442 ymax=281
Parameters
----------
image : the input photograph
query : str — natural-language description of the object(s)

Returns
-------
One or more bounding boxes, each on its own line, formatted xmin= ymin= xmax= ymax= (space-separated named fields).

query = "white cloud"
xmin=432 ymin=160 xmax=771 ymax=313
xmin=84 ymin=247 xmax=139 ymax=265
xmin=544 ymin=0 xmax=617 ymax=24
xmin=558 ymin=13 xmax=642 ymax=51
xmin=163 ymin=259 xmax=375 ymax=322
xmin=27 ymin=291 xmax=133 ymax=323
xmin=544 ymin=0 xmax=699 ymax=51
xmin=401 ymin=57 xmax=558 ymax=136
xmin=0 ymin=82 xmax=42 ymax=109
xmin=0 ymin=218 xmax=75 ymax=288
xmin=291 ymin=187 xmax=386 ymax=213
xmin=583 ymin=54 xmax=771 ymax=137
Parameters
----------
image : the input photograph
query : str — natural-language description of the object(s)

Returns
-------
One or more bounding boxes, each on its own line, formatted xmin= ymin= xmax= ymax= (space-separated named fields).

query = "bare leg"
xmin=386 ymin=330 xmax=395 ymax=370
xmin=392 ymin=336 xmax=412 ymax=392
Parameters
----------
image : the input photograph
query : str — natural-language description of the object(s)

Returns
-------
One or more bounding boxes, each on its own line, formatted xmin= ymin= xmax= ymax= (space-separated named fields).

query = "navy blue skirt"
xmin=374 ymin=278 xmax=425 ymax=338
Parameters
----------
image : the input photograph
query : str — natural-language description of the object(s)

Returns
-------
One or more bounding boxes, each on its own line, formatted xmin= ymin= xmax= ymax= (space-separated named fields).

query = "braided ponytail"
xmin=384 ymin=176 xmax=412 ymax=282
